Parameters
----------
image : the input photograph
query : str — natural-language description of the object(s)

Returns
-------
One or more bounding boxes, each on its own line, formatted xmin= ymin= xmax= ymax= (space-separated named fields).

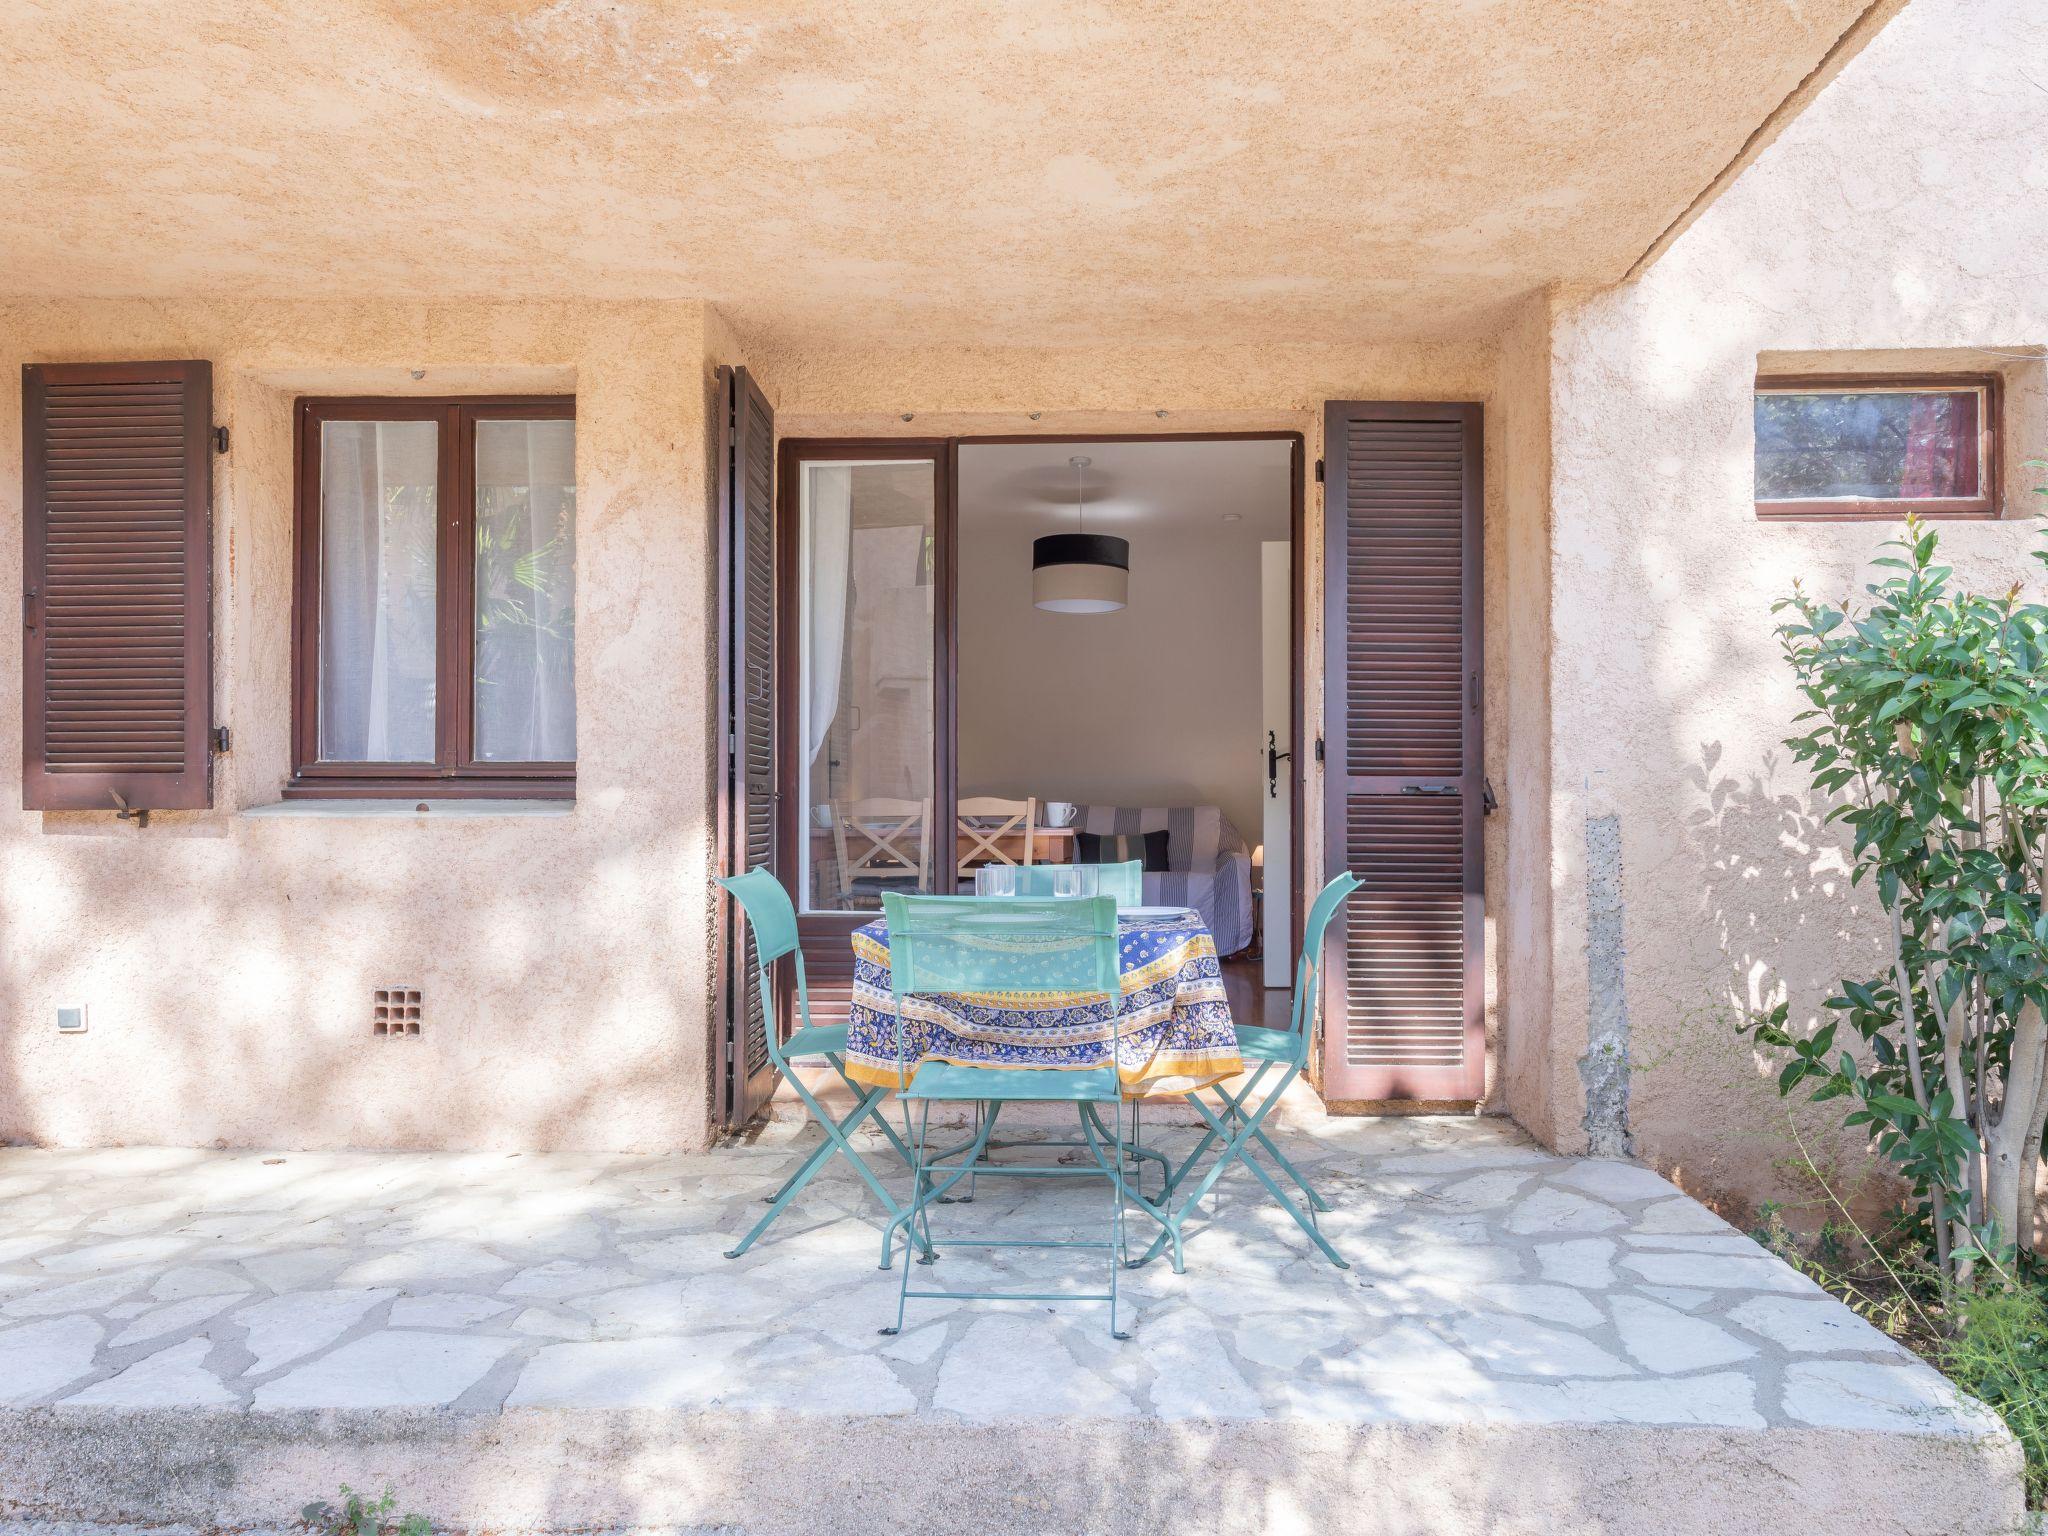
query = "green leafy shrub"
xmin=302 ymin=1484 xmax=430 ymax=1536
xmin=1747 ymin=1118 xmax=2048 ymax=1504
xmin=1743 ymin=511 xmax=2048 ymax=1286
xmin=1944 ymin=1283 xmax=2048 ymax=1506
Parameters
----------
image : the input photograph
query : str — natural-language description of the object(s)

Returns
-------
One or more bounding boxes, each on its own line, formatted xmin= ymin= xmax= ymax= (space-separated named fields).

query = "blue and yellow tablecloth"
xmin=843 ymin=907 xmax=1241 ymax=1096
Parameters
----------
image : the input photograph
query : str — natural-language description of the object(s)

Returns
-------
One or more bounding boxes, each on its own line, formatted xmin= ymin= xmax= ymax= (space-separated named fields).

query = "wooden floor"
xmin=1220 ymin=954 xmax=1290 ymax=1030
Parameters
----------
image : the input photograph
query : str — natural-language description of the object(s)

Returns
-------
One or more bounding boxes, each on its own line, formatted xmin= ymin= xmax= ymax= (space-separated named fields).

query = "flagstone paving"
xmin=0 ymin=1116 xmax=2000 ymax=1434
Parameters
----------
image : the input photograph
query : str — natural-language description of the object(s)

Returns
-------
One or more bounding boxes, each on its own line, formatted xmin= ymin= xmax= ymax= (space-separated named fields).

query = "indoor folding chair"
xmin=955 ymin=795 xmax=1039 ymax=874
xmin=1126 ymin=870 xmax=1361 ymax=1272
xmin=876 ymin=892 xmax=1140 ymax=1338
xmin=717 ymin=869 xmax=928 ymax=1265
xmin=829 ymin=796 xmax=931 ymax=906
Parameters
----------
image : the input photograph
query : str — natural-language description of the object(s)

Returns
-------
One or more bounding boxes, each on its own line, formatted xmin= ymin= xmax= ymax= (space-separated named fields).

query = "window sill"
xmin=1756 ymin=503 xmax=2000 ymax=522
xmin=242 ymin=798 xmax=574 ymax=820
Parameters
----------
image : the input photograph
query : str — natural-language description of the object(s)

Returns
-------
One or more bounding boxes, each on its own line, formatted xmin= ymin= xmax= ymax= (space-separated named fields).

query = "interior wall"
xmin=0 ymin=297 xmax=728 ymax=1153
xmin=955 ymin=443 xmax=1288 ymax=848
xmin=1542 ymin=0 xmax=2048 ymax=1203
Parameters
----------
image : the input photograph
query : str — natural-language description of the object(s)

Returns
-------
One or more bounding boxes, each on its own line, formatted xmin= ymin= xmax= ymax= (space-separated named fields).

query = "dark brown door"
xmin=716 ymin=366 xmax=779 ymax=1128
xmin=22 ymin=360 xmax=214 ymax=813
xmin=1321 ymin=401 xmax=1484 ymax=1102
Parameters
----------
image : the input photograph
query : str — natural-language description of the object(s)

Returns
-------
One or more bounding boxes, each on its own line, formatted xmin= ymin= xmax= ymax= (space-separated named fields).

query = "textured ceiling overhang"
xmin=0 ymin=0 xmax=1893 ymax=347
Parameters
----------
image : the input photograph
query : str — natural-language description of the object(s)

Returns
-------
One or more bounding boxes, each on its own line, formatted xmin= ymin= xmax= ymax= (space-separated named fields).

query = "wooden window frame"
xmin=289 ymin=395 xmax=576 ymax=800
xmin=1754 ymin=373 xmax=2002 ymax=522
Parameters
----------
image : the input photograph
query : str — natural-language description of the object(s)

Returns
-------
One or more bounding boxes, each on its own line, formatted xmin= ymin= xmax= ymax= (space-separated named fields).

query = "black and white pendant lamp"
xmin=1032 ymin=455 xmax=1129 ymax=613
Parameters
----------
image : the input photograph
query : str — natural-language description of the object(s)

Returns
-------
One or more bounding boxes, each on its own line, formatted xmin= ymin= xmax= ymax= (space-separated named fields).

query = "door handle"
xmin=1266 ymin=730 xmax=1292 ymax=798
xmin=1400 ymin=785 xmax=1458 ymax=796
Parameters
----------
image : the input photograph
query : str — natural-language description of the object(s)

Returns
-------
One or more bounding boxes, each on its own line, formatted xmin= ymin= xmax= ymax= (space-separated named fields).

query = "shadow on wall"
xmin=1654 ymin=739 xmax=1896 ymax=1226
xmin=0 ymin=809 xmax=707 ymax=1154
xmin=0 ymin=892 xmax=16 ymax=1147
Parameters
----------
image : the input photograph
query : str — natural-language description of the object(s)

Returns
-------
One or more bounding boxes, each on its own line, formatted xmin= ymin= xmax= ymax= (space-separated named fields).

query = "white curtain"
xmin=319 ymin=420 xmax=438 ymax=762
xmin=365 ymin=422 xmax=398 ymax=759
xmin=474 ymin=419 xmax=576 ymax=762
xmin=805 ymin=464 xmax=853 ymax=766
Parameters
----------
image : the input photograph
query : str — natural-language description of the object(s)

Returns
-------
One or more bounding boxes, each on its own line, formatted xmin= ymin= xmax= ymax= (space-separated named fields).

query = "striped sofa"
xmin=1069 ymin=804 xmax=1254 ymax=956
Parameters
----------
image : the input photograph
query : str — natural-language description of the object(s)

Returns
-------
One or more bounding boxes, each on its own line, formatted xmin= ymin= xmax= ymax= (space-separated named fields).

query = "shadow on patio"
xmin=0 ymin=1114 xmax=2022 ymax=1536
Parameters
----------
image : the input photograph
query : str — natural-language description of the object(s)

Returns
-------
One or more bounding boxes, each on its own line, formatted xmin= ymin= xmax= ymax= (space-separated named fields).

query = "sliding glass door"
xmin=778 ymin=442 xmax=953 ymax=1019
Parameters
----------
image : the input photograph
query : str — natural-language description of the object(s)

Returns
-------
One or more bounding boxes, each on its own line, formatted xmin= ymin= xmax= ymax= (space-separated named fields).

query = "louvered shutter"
xmin=1321 ymin=401 xmax=1484 ymax=1101
xmin=716 ymin=365 xmax=779 ymax=1127
xmin=22 ymin=361 xmax=213 ymax=812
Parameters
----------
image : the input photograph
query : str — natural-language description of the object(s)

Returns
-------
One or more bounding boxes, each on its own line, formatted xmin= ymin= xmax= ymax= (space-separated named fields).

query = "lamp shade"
xmin=1032 ymin=532 xmax=1129 ymax=613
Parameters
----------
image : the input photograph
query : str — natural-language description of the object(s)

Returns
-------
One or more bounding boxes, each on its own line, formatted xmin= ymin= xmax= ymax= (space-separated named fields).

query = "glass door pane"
xmin=797 ymin=458 xmax=938 ymax=912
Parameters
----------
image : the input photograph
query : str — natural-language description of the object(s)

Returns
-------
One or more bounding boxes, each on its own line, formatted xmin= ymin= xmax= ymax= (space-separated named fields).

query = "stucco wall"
xmin=0 ymin=299 xmax=728 ymax=1152
xmin=1496 ymin=296 xmax=1561 ymax=1146
xmin=1530 ymin=0 xmax=2048 ymax=1207
xmin=0 ymin=313 xmax=1523 ymax=1150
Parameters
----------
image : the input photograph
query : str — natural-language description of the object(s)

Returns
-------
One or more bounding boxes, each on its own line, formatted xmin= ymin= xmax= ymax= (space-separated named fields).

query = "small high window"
xmin=291 ymin=397 xmax=576 ymax=798
xmin=1754 ymin=375 xmax=1999 ymax=521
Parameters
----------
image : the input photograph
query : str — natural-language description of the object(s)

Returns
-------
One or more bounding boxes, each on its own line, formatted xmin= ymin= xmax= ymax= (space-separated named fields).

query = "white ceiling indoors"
xmin=959 ymin=439 xmax=1293 ymax=542
xmin=0 ymin=0 xmax=1892 ymax=348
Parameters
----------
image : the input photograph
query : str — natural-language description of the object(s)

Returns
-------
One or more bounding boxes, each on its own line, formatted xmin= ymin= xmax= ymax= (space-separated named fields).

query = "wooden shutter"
xmin=22 ymin=361 xmax=213 ymax=812
xmin=1321 ymin=401 xmax=1484 ymax=1102
xmin=715 ymin=366 xmax=779 ymax=1128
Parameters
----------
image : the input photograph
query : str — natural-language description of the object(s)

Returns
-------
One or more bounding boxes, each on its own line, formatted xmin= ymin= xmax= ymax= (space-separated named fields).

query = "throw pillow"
xmin=1076 ymin=829 xmax=1170 ymax=872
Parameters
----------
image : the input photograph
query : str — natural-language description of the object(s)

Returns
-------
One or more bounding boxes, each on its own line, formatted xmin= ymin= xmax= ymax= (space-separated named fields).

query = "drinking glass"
xmin=974 ymin=865 xmax=1017 ymax=898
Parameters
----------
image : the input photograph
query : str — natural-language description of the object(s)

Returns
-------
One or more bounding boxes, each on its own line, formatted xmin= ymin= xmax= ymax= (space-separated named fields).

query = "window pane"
xmin=474 ymin=419 xmax=576 ymax=763
xmin=1755 ymin=388 xmax=1981 ymax=502
xmin=798 ymin=460 xmax=937 ymax=913
xmin=319 ymin=419 xmax=438 ymax=762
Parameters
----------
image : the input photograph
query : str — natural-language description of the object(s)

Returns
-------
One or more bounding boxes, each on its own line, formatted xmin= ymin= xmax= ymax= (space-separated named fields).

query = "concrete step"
xmin=0 ymin=1402 xmax=2023 ymax=1536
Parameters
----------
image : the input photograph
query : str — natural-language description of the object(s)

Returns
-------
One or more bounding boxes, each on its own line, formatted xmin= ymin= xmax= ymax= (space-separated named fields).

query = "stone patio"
xmin=0 ymin=1116 xmax=2023 ymax=1535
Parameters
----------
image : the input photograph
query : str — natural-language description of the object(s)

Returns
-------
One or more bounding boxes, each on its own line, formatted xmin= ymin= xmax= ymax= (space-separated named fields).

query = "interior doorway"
xmin=954 ymin=437 xmax=1301 ymax=1023
xmin=765 ymin=432 xmax=1305 ymax=1035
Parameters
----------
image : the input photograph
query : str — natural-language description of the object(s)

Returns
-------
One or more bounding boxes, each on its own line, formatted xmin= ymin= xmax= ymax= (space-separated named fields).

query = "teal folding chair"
xmin=1004 ymin=860 xmax=1143 ymax=906
xmin=953 ymin=860 xmax=1162 ymax=1199
xmin=717 ymin=869 xmax=927 ymax=1265
xmin=1127 ymin=871 xmax=1361 ymax=1271
xmin=876 ymin=892 xmax=1139 ymax=1338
